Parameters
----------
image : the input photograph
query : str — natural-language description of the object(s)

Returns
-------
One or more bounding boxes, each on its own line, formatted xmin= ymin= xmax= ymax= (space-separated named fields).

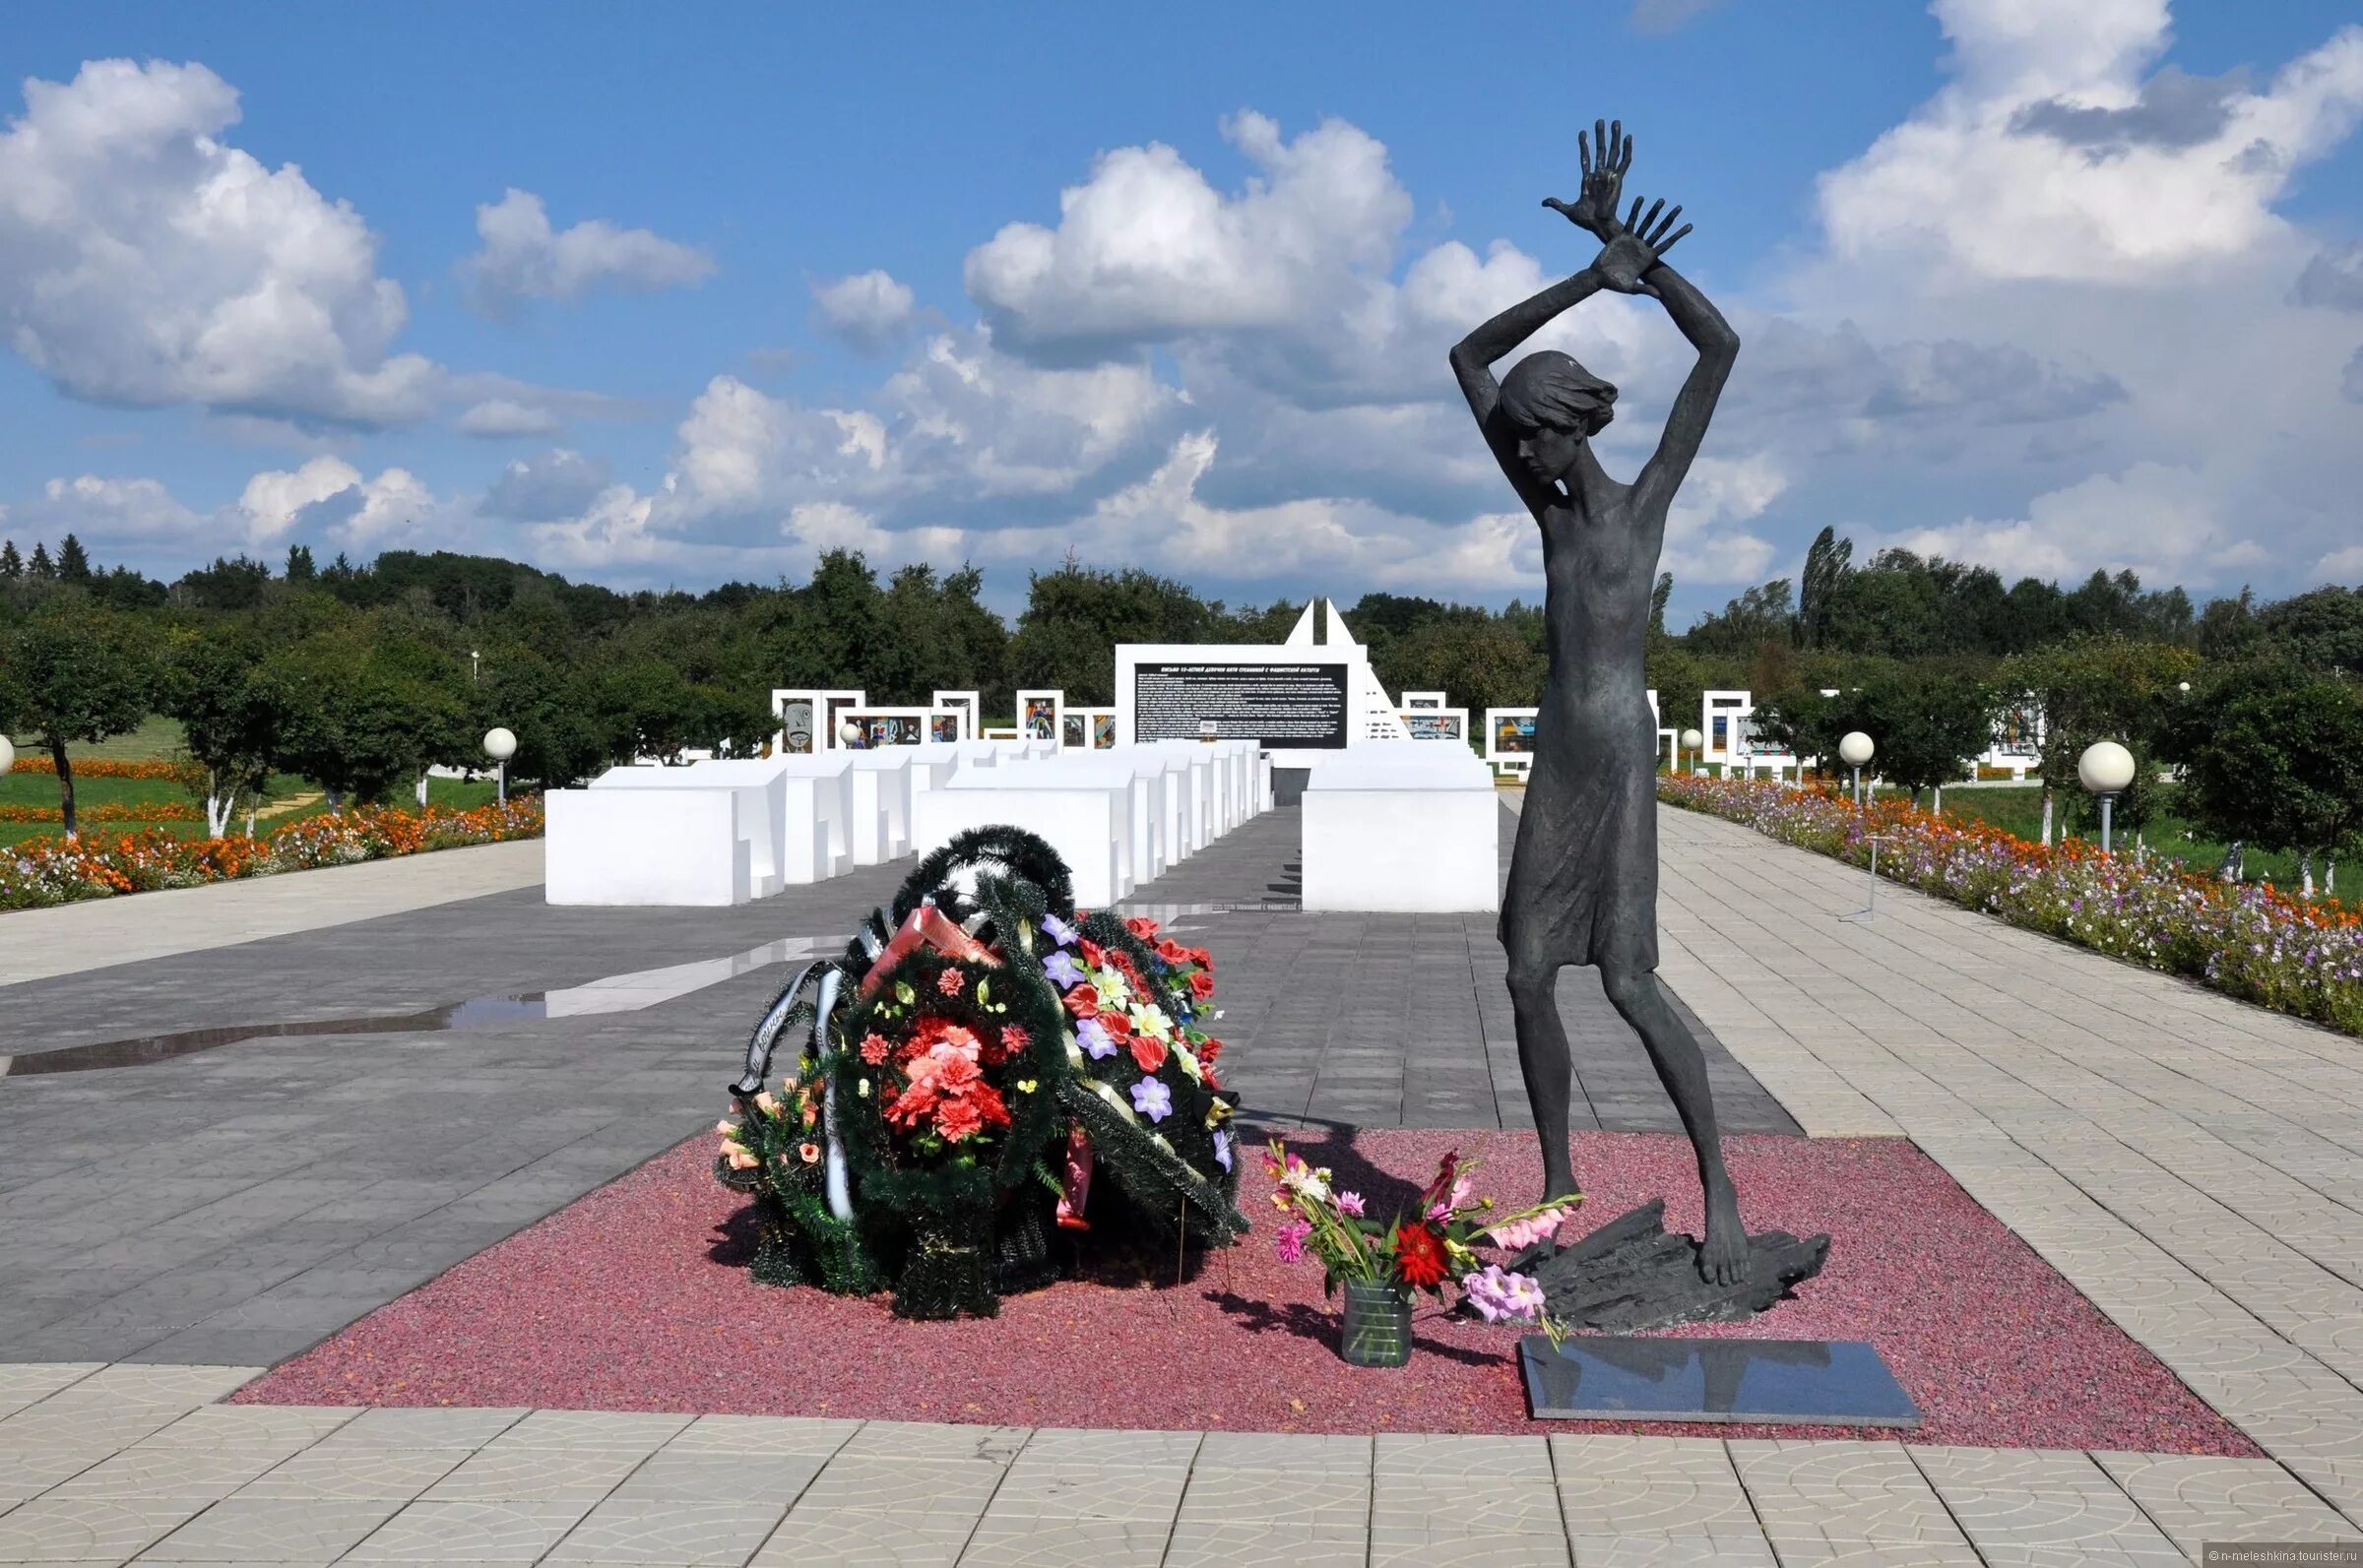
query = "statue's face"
xmin=1515 ymin=419 xmax=1591 ymax=488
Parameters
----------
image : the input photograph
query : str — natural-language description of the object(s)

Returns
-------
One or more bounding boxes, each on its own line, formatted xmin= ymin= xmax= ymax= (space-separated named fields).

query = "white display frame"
xmin=771 ymin=688 xmax=824 ymax=757
xmin=1401 ymin=691 xmax=1447 ymax=710
xmin=1485 ymin=707 xmax=1539 ymax=778
xmin=931 ymin=690 xmax=980 ymax=738
xmin=1015 ymin=688 xmax=1064 ymax=744
xmin=1399 ymin=708 xmax=1469 ymax=742
xmin=839 ymin=705 xmax=961 ymax=748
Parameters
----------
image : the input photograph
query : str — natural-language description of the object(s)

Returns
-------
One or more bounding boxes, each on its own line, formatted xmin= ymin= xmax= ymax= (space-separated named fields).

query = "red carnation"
xmin=860 ymin=1033 xmax=891 ymax=1066
xmin=1111 ymin=950 xmax=1148 ymax=992
xmin=1394 ymin=1223 xmax=1449 ymax=1288
xmin=1128 ymin=1034 xmax=1168 ymax=1072
xmin=1125 ymin=916 xmax=1162 ymax=940
xmin=1078 ymin=938 xmax=1105 ymax=969
xmin=937 ymin=968 xmax=965 ymax=997
xmin=1062 ymin=984 xmax=1102 ymax=1021
xmin=1187 ymin=971 xmax=1215 ymax=1000
xmin=1197 ymin=1037 xmax=1223 ymax=1066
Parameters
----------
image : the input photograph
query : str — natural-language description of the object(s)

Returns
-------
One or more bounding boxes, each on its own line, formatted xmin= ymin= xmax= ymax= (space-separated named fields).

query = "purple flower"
xmin=1335 ymin=1191 xmax=1366 ymax=1217
xmin=1130 ymin=1078 xmax=1173 ymax=1122
xmin=1042 ymin=912 xmax=1079 ymax=948
xmin=1044 ymin=950 xmax=1084 ymax=987
xmin=1274 ymin=1219 xmax=1311 ymax=1265
xmin=1212 ymin=1129 xmax=1233 ymax=1171
xmin=1463 ymin=1264 xmax=1548 ymax=1324
xmin=1076 ymin=1016 xmax=1118 ymax=1060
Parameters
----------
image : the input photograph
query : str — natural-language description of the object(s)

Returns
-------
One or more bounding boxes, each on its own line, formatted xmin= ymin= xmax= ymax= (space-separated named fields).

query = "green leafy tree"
xmin=2168 ymin=661 xmax=2363 ymax=893
xmin=1794 ymin=526 xmax=1852 ymax=650
xmin=0 ymin=600 xmax=158 ymax=836
xmin=0 ymin=540 xmax=20 ymax=580
xmin=1854 ymin=665 xmax=1997 ymax=805
xmin=160 ymin=625 xmax=289 ymax=836
xmin=56 ymin=534 xmax=92 ymax=583
xmin=28 ymin=542 xmax=54 ymax=579
xmin=286 ymin=544 xmax=317 ymax=583
xmin=1008 ymin=560 xmax=1229 ymax=704
xmin=264 ymin=626 xmax=465 ymax=807
xmin=2000 ymin=637 xmax=2198 ymax=844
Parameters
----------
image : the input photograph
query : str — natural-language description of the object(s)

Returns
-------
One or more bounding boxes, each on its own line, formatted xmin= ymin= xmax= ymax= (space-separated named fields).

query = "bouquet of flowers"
xmin=716 ymin=827 xmax=1245 ymax=1320
xmin=1265 ymin=1141 xmax=1575 ymax=1361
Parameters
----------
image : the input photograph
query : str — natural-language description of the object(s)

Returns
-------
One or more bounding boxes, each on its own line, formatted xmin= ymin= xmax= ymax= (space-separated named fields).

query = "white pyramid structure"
xmin=1282 ymin=598 xmax=1408 ymax=742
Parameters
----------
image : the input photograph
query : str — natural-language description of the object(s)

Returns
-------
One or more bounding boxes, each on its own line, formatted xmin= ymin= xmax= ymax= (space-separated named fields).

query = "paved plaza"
xmin=2 ymin=797 xmax=2360 ymax=1562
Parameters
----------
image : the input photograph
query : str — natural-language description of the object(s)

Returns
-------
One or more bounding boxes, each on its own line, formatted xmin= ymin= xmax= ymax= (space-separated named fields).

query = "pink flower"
xmin=1487 ymin=1205 xmax=1574 ymax=1251
xmin=1449 ymin=1174 xmax=1476 ymax=1209
xmin=937 ymin=968 xmax=964 ymax=996
xmin=1274 ymin=1219 xmax=1311 ymax=1265
xmin=1463 ymin=1265 xmax=1548 ymax=1324
xmin=1335 ymin=1191 xmax=1366 ymax=1218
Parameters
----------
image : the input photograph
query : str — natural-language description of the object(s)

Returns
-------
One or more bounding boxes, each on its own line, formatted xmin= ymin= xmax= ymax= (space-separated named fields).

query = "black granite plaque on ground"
xmin=1518 ymin=1336 xmax=1921 ymax=1427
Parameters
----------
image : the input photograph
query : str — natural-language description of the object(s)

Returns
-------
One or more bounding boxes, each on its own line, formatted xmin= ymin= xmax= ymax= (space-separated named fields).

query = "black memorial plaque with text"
xmin=1134 ymin=661 xmax=1350 ymax=748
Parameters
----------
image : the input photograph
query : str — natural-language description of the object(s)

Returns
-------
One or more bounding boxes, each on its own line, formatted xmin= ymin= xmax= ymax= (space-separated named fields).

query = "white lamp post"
xmin=470 ymin=650 xmax=480 ymax=686
xmin=1680 ymin=727 xmax=1703 ymax=776
xmin=0 ymin=734 xmax=14 ymax=775
xmin=483 ymin=726 xmax=518 ymax=806
xmin=2078 ymin=739 xmax=2136 ymax=853
xmin=838 ymin=719 xmax=862 ymax=751
xmin=1837 ymin=730 xmax=1875 ymax=806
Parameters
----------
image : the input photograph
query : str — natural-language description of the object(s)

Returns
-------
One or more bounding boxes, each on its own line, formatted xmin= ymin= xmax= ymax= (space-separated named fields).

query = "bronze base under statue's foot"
xmin=1523 ymin=1200 xmax=1829 ymax=1334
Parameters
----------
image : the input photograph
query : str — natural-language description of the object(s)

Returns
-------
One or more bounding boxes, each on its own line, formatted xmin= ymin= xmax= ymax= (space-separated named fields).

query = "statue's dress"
xmin=1500 ymin=496 xmax=1660 ymax=974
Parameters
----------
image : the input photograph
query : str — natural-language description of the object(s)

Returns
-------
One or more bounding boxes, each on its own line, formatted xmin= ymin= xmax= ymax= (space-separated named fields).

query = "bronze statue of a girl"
xmin=1451 ymin=121 xmax=1749 ymax=1285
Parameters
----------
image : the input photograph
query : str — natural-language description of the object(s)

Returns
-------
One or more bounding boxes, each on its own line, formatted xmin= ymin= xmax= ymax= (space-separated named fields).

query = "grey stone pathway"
xmin=0 ymin=1363 xmax=2352 ymax=1565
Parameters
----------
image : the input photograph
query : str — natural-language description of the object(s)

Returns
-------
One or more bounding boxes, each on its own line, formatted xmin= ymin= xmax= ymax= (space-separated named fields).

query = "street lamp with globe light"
xmin=838 ymin=719 xmax=863 ymax=751
xmin=2078 ymin=739 xmax=2136 ymax=854
xmin=0 ymin=734 xmax=14 ymax=776
xmin=1680 ymin=727 xmax=1703 ymax=776
xmin=483 ymin=727 xmax=518 ymax=806
xmin=1837 ymin=730 xmax=1875 ymax=806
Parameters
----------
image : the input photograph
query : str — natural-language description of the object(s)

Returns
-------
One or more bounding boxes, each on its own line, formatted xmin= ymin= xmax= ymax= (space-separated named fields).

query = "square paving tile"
xmin=138 ymin=1495 xmax=401 ymax=1562
xmin=958 ymin=1516 xmax=1172 ymax=1567
xmin=747 ymin=1513 xmax=974 ymax=1566
xmin=1161 ymin=1520 xmax=1369 ymax=1568
xmin=342 ymin=1497 xmax=592 ymax=1560
xmin=236 ymin=1446 xmax=474 ymax=1502
xmin=0 ymin=1496 xmax=205 ymax=1563
xmin=421 ymin=1444 xmax=649 ymax=1503
xmin=543 ymin=1499 xmax=790 ymax=1564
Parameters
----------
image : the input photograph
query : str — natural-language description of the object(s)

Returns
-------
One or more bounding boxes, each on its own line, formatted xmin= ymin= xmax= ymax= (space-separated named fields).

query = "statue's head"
xmin=1499 ymin=350 xmax=1617 ymax=487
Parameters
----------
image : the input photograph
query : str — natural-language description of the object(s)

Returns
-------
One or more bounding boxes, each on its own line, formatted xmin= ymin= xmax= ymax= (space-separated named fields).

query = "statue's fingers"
xmin=1649 ymin=205 xmax=1684 ymax=244
xmin=1655 ymin=222 xmax=1693 ymax=256
xmin=1626 ymin=196 xmax=1644 ymax=231
xmin=1578 ymin=131 xmax=1592 ymax=177
xmin=1619 ymin=132 xmax=1634 ymax=175
xmin=1595 ymin=118 xmax=1608 ymax=166
xmin=1638 ymin=198 xmax=1665 ymax=237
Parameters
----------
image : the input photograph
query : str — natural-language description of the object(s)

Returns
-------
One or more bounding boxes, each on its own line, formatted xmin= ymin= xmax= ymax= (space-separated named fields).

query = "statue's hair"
xmin=1499 ymin=350 xmax=1617 ymax=436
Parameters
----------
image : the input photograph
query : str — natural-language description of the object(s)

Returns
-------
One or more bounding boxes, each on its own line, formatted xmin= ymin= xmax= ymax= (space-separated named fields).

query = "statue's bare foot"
xmin=1698 ymin=1178 xmax=1750 ymax=1286
xmin=1543 ymin=1163 xmax=1583 ymax=1208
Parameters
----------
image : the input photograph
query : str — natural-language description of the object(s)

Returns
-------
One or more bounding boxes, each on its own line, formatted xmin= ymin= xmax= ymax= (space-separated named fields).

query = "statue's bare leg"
xmin=1598 ymin=963 xmax=1748 ymax=1285
xmin=1505 ymin=953 xmax=1581 ymax=1203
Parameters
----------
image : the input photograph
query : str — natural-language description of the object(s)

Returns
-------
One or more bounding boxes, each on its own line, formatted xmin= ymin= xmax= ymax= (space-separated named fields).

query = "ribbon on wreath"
xmin=859 ymin=901 xmax=1001 ymax=997
xmin=1054 ymin=1121 xmax=1094 ymax=1230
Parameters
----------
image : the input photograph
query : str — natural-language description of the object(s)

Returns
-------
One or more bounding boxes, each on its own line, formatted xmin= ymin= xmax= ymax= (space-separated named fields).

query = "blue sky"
xmin=3 ymin=0 xmax=2360 ymax=623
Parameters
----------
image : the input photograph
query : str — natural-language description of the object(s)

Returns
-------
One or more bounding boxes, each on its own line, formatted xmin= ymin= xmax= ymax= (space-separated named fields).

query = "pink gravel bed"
xmin=238 ymin=1128 xmax=2256 ymax=1452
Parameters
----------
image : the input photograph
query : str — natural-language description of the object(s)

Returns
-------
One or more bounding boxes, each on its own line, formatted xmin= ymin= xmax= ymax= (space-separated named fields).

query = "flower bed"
xmin=0 ymin=800 xmax=202 ymax=824
xmin=1660 ymin=774 xmax=2363 ymax=1036
xmin=7 ymin=756 xmax=190 ymax=781
xmin=0 ymin=798 xmax=543 ymax=910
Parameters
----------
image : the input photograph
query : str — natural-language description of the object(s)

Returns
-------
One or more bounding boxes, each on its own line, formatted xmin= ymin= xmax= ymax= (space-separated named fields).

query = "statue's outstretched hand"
xmin=1592 ymin=197 xmax=1693 ymax=297
xmin=1544 ymin=118 xmax=1633 ymax=240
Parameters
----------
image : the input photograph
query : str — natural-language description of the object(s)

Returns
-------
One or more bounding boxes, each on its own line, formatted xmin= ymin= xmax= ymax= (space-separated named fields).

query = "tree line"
xmin=6 ymin=527 xmax=2362 ymax=861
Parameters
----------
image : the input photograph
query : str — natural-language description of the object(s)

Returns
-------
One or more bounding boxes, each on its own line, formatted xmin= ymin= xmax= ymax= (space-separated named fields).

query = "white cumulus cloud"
xmin=811 ymin=270 xmax=919 ymax=348
xmin=0 ymin=59 xmax=439 ymax=426
xmin=461 ymin=188 xmax=714 ymax=312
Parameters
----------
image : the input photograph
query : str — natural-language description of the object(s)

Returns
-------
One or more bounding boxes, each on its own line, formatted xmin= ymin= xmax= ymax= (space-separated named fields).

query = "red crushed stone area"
xmin=239 ymin=1128 xmax=2258 ymax=1453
